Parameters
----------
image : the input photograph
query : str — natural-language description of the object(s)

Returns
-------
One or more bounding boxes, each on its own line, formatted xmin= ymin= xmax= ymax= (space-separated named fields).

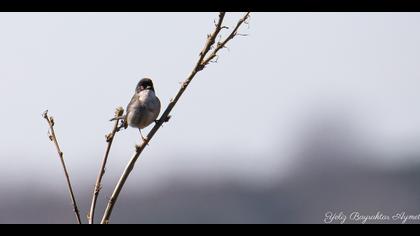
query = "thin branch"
xmin=201 ymin=12 xmax=251 ymax=66
xmin=100 ymin=12 xmax=251 ymax=224
xmin=88 ymin=107 xmax=124 ymax=224
xmin=43 ymin=110 xmax=82 ymax=224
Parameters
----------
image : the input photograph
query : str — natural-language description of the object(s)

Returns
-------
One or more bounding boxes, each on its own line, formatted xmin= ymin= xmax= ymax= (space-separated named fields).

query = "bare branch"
xmin=88 ymin=107 xmax=124 ymax=224
xmin=201 ymin=12 xmax=251 ymax=66
xmin=100 ymin=12 xmax=251 ymax=224
xmin=43 ymin=110 xmax=82 ymax=224
xmin=196 ymin=12 xmax=226 ymax=68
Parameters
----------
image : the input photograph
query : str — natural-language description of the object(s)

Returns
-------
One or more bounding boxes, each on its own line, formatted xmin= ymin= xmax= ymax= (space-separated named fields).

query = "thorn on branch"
xmin=181 ymin=81 xmax=189 ymax=89
xmin=105 ymin=133 xmax=114 ymax=142
xmin=50 ymin=117 xmax=55 ymax=127
xmin=165 ymin=115 xmax=171 ymax=123
xmin=94 ymin=184 xmax=103 ymax=193
xmin=196 ymin=64 xmax=205 ymax=71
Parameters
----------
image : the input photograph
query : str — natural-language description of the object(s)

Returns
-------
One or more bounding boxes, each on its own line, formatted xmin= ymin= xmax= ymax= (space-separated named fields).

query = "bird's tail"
xmin=110 ymin=115 xmax=126 ymax=122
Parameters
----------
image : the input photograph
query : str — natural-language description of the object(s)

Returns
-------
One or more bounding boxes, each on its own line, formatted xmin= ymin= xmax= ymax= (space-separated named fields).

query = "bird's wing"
xmin=126 ymin=93 xmax=148 ymax=118
xmin=126 ymin=94 xmax=139 ymax=112
xmin=150 ymin=96 xmax=161 ymax=113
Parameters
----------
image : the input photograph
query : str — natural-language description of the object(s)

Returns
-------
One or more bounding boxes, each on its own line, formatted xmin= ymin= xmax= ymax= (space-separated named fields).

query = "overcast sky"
xmin=1 ymin=13 xmax=420 ymax=194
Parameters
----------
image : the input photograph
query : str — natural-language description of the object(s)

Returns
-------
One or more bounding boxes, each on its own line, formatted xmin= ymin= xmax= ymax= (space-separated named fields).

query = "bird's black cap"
xmin=136 ymin=78 xmax=155 ymax=93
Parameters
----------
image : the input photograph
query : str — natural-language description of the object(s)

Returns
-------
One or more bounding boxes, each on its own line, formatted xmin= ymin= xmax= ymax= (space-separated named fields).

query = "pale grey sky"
xmin=1 ymin=13 xmax=420 ymax=194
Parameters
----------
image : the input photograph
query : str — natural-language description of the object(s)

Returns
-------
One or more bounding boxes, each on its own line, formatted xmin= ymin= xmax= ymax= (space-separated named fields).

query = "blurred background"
xmin=1 ymin=12 xmax=420 ymax=224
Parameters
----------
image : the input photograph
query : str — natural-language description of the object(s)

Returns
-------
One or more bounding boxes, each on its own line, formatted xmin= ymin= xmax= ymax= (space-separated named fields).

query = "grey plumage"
xmin=126 ymin=88 xmax=161 ymax=129
xmin=111 ymin=78 xmax=161 ymax=140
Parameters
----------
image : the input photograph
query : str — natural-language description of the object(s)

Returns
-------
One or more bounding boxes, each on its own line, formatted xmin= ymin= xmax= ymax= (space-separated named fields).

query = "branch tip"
xmin=43 ymin=110 xmax=49 ymax=120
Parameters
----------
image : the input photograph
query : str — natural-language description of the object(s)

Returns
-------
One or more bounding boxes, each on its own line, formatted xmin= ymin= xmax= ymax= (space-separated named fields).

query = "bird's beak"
xmin=146 ymin=85 xmax=152 ymax=89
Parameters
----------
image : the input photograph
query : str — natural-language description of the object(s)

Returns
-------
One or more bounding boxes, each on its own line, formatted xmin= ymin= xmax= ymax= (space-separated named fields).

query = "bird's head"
xmin=136 ymin=78 xmax=155 ymax=93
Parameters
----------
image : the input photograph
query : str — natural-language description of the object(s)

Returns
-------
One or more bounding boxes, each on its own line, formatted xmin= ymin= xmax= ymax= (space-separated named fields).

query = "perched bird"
xmin=111 ymin=78 xmax=161 ymax=141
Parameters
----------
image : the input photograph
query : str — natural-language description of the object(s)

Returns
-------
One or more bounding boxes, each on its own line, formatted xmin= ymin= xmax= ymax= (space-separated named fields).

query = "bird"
xmin=111 ymin=78 xmax=161 ymax=142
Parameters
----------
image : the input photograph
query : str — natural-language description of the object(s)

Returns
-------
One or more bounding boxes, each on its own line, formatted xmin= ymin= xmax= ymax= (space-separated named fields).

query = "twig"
xmin=201 ymin=12 xmax=251 ymax=66
xmin=43 ymin=110 xmax=82 ymax=224
xmin=88 ymin=107 xmax=124 ymax=224
xmin=100 ymin=12 xmax=251 ymax=224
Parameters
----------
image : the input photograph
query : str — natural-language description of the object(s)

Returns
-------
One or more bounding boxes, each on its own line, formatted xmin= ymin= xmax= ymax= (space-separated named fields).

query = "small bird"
xmin=111 ymin=78 xmax=161 ymax=142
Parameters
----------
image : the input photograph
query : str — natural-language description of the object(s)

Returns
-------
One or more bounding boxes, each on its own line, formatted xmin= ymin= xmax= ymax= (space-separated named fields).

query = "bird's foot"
xmin=116 ymin=121 xmax=127 ymax=132
xmin=155 ymin=115 xmax=171 ymax=125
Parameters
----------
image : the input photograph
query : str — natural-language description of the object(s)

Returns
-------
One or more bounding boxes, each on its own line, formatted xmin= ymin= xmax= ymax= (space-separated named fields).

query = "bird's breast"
xmin=126 ymin=90 xmax=161 ymax=129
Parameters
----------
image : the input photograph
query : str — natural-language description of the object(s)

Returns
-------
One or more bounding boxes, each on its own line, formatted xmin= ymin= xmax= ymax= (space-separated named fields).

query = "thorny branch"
xmin=43 ymin=110 xmax=82 ymax=224
xmin=88 ymin=107 xmax=124 ymax=224
xmin=100 ymin=11 xmax=251 ymax=224
xmin=201 ymin=12 xmax=251 ymax=66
